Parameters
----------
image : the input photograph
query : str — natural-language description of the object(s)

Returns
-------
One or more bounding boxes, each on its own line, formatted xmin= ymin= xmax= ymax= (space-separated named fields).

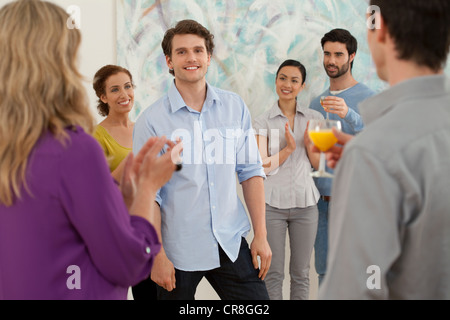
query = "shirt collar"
xmin=360 ymin=75 xmax=449 ymax=125
xmin=168 ymin=80 xmax=221 ymax=113
xmin=268 ymin=100 xmax=308 ymax=119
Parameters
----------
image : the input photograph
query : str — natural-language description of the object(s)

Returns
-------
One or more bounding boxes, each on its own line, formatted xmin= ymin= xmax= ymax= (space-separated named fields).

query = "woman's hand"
xmin=120 ymin=152 xmax=137 ymax=210
xmin=120 ymin=137 xmax=183 ymax=210
xmin=284 ymin=122 xmax=296 ymax=153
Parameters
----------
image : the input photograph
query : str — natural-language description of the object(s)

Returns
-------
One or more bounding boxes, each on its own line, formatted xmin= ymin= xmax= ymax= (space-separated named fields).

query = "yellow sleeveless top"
xmin=93 ymin=125 xmax=132 ymax=172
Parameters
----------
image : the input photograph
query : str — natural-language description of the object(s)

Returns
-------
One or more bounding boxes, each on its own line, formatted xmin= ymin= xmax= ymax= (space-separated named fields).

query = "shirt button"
xmin=145 ymin=247 xmax=151 ymax=255
xmin=210 ymin=182 xmax=214 ymax=186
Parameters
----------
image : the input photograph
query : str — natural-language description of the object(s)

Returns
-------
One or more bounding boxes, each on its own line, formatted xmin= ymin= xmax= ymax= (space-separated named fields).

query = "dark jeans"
xmin=132 ymin=276 xmax=157 ymax=300
xmin=157 ymin=238 xmax=269 ymax=300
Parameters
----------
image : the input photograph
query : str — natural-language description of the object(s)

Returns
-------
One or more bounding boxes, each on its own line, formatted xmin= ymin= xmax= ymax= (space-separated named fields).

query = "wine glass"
xmin=320 ymin=96 xmax=329 ymax=120
xmin=308 ymin=119 xmax=342 ymax=178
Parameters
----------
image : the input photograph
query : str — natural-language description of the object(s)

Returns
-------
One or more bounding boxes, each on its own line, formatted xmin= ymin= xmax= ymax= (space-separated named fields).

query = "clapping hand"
xmin=120 ymin=137 xmax=183 ymax=209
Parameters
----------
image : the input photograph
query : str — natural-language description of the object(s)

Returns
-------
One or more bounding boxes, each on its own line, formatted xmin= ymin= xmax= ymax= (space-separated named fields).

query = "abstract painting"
xmin=117 ymin=0 xmax=449 ymax=120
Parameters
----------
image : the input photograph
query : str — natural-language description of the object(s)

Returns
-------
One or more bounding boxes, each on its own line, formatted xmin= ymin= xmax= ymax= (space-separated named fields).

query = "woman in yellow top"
xmin=93 ymin=65 xmax=159 ymax=300
xmin=93 ymin=65 xmax=135 ymax=182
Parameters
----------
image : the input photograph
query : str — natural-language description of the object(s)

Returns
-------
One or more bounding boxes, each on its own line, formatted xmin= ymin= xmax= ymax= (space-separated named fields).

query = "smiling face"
xmin=323 ymin=41 xmax=355 ymax=79
xmin=165 ymin=33 xmax=211 ymax=85
xmin=100 ymin=72 xmax=134 ymax=115
xmin=275 ymin=66 xmax=305 ymax=101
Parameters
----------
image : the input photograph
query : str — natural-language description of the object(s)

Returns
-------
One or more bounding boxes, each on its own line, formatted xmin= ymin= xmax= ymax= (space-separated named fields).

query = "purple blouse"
xmin=0 ymin=127 xmax=160 ymax=300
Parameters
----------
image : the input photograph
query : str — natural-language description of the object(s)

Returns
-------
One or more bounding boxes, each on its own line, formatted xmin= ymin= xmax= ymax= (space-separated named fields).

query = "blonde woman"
xmin=0 ymin=0 xmax=177 ymax=300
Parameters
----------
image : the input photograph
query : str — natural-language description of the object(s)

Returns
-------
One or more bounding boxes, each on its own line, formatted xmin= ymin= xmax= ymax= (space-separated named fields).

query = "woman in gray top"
xmin=253 ymin=60 xmax=323 ymax=300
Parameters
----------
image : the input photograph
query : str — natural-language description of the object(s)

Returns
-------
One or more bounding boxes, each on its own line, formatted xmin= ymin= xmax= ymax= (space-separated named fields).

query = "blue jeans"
xmin=313 ymin=198 xmax=329 ymax=285
xmin=156 ymin=238 xmax=269 ymax=300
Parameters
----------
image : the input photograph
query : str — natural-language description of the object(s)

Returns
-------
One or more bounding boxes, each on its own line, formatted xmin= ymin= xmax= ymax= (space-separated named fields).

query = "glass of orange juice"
xmin=308 ymin=119 xmax=342 ymax=178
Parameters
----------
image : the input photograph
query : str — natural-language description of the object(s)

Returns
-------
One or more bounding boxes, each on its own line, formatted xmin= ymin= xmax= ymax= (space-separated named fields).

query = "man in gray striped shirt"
xmin=319 ymin=0 xmax=450 ymax=299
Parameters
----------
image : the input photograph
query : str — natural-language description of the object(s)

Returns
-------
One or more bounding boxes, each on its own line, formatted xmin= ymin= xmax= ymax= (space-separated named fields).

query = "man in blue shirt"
xmin=133 ymin=19 xmax=271 ymax=300
xmin=306 ymin=29 xmax=375 ymax=285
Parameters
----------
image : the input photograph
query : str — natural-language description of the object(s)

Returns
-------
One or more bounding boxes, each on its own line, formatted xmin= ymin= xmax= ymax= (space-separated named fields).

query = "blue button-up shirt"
xmin=133 ymin=82 xmax=265 ymax=271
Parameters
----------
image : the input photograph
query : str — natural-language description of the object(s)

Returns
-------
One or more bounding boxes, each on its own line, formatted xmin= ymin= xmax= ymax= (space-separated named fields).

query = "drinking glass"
xmin=320 ymin=96 xmax=329 ymax=120
xmin=308 ymin=119 xmax=342 ymax=178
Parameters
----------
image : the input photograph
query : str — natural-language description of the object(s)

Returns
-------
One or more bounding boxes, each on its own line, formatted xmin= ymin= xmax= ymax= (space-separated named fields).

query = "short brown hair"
xmin=93 ymin=65 xmax=134 ymax=117
xmin=370 ymin=0 xmax=450 ymax=71
xmin=161 ymin=20 xmax=215 ymax=76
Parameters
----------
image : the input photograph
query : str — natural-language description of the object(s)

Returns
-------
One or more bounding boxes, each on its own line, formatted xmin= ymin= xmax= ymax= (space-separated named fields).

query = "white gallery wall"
xmin=0 ymin=0 xmax=117 ymax=123
xmin=55 ymin=0 xmax=117 ymax=123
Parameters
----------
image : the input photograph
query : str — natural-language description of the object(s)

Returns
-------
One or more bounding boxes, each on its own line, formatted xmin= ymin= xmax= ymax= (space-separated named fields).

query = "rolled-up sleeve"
xmin=236 ymin=102 xmax=266 ymax=183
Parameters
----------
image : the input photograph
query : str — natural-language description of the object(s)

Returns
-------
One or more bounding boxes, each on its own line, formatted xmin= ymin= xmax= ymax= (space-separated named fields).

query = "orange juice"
xmin=309 ymin=130 xmax=337 ymax=152
xmin=320 ymin=97 xmax=325 ymax=106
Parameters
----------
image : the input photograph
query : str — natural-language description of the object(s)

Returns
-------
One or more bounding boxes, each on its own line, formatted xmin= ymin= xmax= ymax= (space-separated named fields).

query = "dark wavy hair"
xmin=93 ymin=65 xmax=134 ymax=117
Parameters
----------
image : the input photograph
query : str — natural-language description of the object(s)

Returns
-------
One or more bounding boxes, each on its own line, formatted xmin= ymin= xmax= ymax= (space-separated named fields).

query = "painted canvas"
xmin=116 ymin=0 xmax=449 ymax=120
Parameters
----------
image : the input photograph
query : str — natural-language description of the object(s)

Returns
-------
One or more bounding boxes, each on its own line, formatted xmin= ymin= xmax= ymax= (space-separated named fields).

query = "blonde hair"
xmin=0 ymin=0 xmax=95 ymax=206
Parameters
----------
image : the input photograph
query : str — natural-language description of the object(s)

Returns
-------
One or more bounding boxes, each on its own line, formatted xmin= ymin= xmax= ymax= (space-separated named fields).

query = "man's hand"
xmin=250 ymin=235 xmax=272 ymax=281
xmin=322 ymin=96 xmax=349 ymax=119
xmin=151 ymin=250 xmax=176 ymax=292
xmin=240 ymin=177 xmax=272 ymax=280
